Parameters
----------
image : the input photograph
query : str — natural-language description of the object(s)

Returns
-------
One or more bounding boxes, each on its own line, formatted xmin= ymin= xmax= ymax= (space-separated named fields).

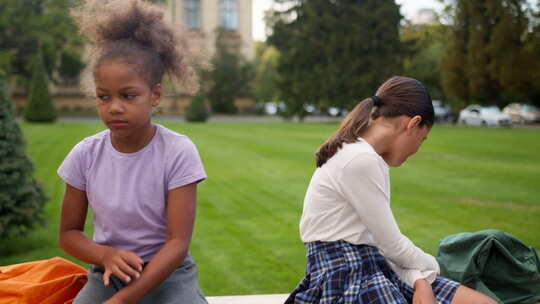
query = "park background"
xmin=1 ymin=0 xmax=539 ymax=297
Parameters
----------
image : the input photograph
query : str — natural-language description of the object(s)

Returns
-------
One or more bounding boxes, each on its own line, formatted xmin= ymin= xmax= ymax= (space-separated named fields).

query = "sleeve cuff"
xmin=57 ymin=170 xmax=86 ymax=191
xmin=406 ymin=269 xmax=438 ymax=288
xmin=387 ymin=261 xmax=439 ymax=288
xmin=168 ymin=173 xmax=207 ymax=190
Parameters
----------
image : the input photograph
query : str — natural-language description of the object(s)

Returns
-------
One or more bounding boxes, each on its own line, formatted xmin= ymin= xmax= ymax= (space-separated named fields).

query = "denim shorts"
xmin=73 ymin=253 xmax=207 ymax=304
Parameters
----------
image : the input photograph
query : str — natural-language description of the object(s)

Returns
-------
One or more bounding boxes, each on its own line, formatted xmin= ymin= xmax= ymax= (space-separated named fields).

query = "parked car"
xmin=458 ymin=105 xmax=512 ymax=127
xmin=255 ymin=102 xmax=286 ymax=115
xmin=304 ymin=104 xmax=317 ymax=114
xmin=503 ymin=103 xmax=540 ymax=124
xmin=432 ymin=100 xmax=458 ymax=123
xmin=327 ymin=106 xmax=342 ymax=117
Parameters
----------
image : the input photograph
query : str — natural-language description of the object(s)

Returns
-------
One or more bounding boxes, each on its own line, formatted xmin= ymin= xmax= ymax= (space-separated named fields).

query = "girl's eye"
xmin=97 ymin=95 xmax=110 ymax=102
xmin=124 ymin=94 xmax=137 ymax=100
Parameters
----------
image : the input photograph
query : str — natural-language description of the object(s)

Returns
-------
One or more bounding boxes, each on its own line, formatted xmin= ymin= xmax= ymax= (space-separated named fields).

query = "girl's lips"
xmin=108 ymin=121 xmax=129 ymax=128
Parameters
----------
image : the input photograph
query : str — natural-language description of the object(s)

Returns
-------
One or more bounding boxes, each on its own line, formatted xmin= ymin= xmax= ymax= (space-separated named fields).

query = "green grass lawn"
xmin=1 ymin=122 xmax=539 ymax=296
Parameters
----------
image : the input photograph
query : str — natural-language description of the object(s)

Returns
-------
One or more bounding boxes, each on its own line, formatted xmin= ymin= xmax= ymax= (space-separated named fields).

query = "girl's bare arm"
xmin=109 ymin=183 xmax=198 ymax=303
xmin=59 ymin=184 xmax=143 ymax=283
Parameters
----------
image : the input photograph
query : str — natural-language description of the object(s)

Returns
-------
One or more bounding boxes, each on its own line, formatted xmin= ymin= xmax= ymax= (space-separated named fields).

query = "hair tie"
xmin=371 ymin=95 xmax=383 ymax=107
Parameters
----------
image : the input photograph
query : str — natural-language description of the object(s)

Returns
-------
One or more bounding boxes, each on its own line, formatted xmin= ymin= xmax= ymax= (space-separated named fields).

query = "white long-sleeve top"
xmin=299 ymin=138 xmax=439 ymax=288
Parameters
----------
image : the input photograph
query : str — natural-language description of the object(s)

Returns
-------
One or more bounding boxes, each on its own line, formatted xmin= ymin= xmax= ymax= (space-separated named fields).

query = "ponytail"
xmin=315 ymin=97 xmax=378 ymax=167
xmin=315 ymin=76 xmax=434 ymax=167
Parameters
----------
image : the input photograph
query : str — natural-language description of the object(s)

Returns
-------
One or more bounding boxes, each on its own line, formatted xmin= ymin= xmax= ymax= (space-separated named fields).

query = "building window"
xmin=219 ymin=0 xmax=238 ymax=30
xmin=184 ymin=0 xmax=200 ymax=29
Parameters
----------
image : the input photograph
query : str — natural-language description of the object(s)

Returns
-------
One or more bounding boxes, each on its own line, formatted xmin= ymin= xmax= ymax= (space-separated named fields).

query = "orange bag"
xmin=0 ymin=257 xmax=87 ymax=304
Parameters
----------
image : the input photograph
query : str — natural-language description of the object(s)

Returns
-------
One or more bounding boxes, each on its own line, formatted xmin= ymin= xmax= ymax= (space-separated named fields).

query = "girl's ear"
xmin=151 ymin=83 xmax=162 ymax=107
xmin=406 ymin=115 xmax=423 ymax=131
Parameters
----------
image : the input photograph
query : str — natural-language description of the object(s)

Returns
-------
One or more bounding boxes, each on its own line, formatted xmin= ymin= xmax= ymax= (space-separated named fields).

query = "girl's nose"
xmin=108 ymin=98 xmax=125 ymax=114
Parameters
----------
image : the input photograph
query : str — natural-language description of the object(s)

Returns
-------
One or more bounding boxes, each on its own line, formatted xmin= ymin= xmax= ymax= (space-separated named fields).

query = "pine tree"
xmin=185 ymin=93 xmax=210 ymax=122
xmin=24 ymin=50 xmax=57 ymax=122
xmin=204 ymin=29 xmax=254 ymax=114
xmin=268 ymin=0 xmax=403 ymax=118
xmin=0 ymin=72 xmax=47 ymax=239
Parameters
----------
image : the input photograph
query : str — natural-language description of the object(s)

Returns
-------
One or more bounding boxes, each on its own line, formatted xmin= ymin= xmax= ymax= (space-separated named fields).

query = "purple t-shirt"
xmin=58 ymin=124 xmax=206 ymax=262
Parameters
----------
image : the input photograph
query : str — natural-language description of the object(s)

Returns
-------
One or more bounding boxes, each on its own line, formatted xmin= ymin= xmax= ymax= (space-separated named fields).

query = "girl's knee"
xmin=451 ymin=285 xmax=499 ymax=304
xmin=476 ymin=298 xmax=498 ymax=304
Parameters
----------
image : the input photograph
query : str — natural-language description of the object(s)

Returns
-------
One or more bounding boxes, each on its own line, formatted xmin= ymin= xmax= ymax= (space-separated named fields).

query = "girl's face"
xmin=385 ymin=116 xmax=430 ymax=167
xmin=94 ymin=60 xmax=161 ymax=137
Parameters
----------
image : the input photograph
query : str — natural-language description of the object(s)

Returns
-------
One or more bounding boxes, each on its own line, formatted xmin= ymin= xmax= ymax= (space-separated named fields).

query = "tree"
xmin=203 ymin=29 xmax=255 ymax=114
xmin=523 ymin=5 xmax=540 ymax=106
xmin=268 ymin=0 xmax=403 ymax=119
xmin=24 ymin=50 xmax=57 ymax=122
xmin=0 ymin=72 xmax=47 ymax=239
xmin=254 ymin=42 xmax=281 ymax=103
xmin=1 ymin=0 xmax=166 ymax=83
xmin=0 ymin=0 xmax=85 ymax=89
xmin=441 ymin=0 xmax=539 ymax=107
xmin=185 ymin=93 xmax=210 ymax=122
xmin=401 ymin=20 xmax=447 ymax=102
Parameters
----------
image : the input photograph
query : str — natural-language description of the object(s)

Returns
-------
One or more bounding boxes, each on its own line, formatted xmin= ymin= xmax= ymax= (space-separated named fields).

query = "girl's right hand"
xmin=100 ymin=247 xmax=144 ymax=286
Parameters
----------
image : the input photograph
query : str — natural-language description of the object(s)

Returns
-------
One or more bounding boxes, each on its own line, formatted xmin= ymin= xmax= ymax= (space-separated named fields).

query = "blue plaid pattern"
xmin=285 ymin=241 xmax=459 ymax=304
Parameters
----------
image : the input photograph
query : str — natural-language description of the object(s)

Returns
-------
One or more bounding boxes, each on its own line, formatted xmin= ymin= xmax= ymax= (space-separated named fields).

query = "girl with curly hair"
xmin=58 ymin=1 xmax=207 ymax=303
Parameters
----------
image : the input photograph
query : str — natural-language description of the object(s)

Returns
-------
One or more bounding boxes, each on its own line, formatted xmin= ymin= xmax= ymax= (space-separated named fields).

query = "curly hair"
xmin=71 ymin=0 xmax=198 ymax=95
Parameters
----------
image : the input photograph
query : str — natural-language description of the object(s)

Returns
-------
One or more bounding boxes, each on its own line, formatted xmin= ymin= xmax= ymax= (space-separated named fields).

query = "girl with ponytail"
xmin=286 ymin=76 xmax=497 ymax=304
xmin=58 ymin=1 xmax=207 ymax=303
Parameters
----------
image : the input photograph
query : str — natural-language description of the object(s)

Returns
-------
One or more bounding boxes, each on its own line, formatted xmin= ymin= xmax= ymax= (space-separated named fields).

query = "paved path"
xmin=53 ymin=115 xmax=343 ymax=123
xmin=21 ymin=115 xmax=540 ymax=128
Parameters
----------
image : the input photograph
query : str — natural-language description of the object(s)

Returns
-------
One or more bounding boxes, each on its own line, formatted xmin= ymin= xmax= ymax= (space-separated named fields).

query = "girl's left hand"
xmin=413 ymin=279 xmax=436 ymax=304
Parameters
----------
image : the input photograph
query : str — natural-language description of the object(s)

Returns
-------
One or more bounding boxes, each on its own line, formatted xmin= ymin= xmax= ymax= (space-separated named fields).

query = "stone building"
xmin=170 ymin=0 xmax=254 ymax=60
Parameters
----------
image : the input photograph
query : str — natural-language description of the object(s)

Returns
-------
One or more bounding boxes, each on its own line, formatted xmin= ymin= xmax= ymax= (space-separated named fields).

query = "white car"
xmin=503 ymin=103 xmax=540 ymax=124
xmin=432 ymin=100 xmax=457 ymax=123
xmin=458 ymin=105 xmax=512 ymax=127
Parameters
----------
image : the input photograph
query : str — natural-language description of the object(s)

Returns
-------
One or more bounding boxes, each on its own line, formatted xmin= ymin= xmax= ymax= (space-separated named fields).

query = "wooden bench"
xmin=206 ymin=294 xmax=289 ymax=304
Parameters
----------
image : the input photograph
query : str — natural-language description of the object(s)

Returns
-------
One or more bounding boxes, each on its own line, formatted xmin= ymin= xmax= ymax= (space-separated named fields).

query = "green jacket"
xmin=437 ymin=229 xmax=540 ymax=304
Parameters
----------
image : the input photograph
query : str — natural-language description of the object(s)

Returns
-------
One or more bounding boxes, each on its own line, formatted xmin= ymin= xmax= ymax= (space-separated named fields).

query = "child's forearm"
xmin=59 ymin=229 xmax=111 ymax=265
xmin=111 ymin=238 xmax=189 ymax=303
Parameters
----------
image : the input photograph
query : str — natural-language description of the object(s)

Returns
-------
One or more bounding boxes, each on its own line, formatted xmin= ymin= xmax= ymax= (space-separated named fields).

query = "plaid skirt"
xmin=285 ymin=241 xmax=460 ymax=304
